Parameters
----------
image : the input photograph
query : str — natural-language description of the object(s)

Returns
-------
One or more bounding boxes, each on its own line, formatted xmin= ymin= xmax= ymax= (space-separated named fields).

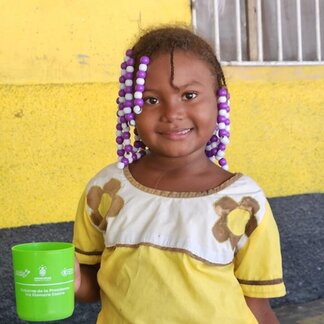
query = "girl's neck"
xmin=128 ymin=153 xmax=233 ymax=192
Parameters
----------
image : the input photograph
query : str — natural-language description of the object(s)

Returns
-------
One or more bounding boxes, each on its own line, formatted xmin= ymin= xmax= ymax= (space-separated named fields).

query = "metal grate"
xmin=192 ymin=0 xmax=324 ymax=65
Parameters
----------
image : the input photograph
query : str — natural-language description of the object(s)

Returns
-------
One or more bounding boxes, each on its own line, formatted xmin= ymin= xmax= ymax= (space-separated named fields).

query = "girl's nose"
xmin=160 ymin=99 xmax=184 ymax=122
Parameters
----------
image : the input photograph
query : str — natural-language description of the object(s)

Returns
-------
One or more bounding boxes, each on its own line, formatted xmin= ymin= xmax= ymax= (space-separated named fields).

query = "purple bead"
xmin=136 ymin=71 xmax=146 ymax=78
xmin=217 ymin=115 xmax=226 ymax=123
xmin=219 ymin=158 xmax=227 ymax=166
xmin=134 ymin=98 xmax=144 ymax=106
xmin=140 ymin=56 xmax=150 ymax=64
xmin=124 ymin=144 xmax=132 ymax=152
xmin=217 ymin=87 xmax=227 ymax=96
xmin=119 ymin=103 xmax=125 ymax=110
xmin=206 ymin=149 xmax=213 ymax=158
xmin=139 ymin=150 xmax=146 ymax=157
xmin=127 ymin=58 xmax=135 ymax=66
xmin=119 ymin=76 xmax=126 ymax=83
xmin=125 ymin=113 xmax=135 ymax=121
xmin=126 ymin=49 xmax=133 ymax=56
xmin=121 ymin=157 xmax=129 ymax=165
xmin=134 ymin=140 xmax=142 ymax=148
xmin=124 ymin=100 xmax=132 ymax=107
xmin=122 ymin=132 xmax=130 ymax=139
xmin=124 ymin=86 xmax=133 ymax=93
xmin=116 ymin=123 xmax=122 ymax=131
xmin=135 ymin=84 xmax=145 ymax=92
xmin=118 ymin=89 xmax=125 ymax=97
xmin=210 ymin=135 xmax=218 ymax=142
xmin=116 ymin=136 xmax=123 ymax=144
xmin=121 ymin=62 xmax=127 ymax=69
xmin=225 ymin=118 xmax=230 ymax=125
xmin=219 ymin=129 xmax=227 ymax=137
xmin=217 ymin=143 xmax=226 ymax=151
xmin=117 ymin=149 xmax=125 ymax=156
xmin=125 ymin=72 xmax=133 ymax=79
xmin=211 ymin=148 xmax=218 ymax=155
xmin=218 ymin=103 xmax=229 ymax=110
xmin=120 ymin=116 xmax=126 ymax=123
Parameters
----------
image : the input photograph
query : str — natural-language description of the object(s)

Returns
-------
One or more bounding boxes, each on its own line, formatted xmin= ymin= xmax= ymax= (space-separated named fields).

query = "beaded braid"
xmin=115 ymin=48 xmax=231 ymax=170
xmin=205 ymin=86 xmax=230 ymax=170
xmin=116 ymin=49 xmax=149 ymax=169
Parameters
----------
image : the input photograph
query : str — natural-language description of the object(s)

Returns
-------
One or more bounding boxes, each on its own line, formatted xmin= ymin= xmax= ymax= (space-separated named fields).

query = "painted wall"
xmin=0 ymin=0 xmax=323 ymax=228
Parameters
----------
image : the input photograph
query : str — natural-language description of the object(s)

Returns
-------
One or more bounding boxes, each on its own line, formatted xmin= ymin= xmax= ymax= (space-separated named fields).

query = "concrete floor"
xmin=1 ymin=193 xmax=323 ymax=323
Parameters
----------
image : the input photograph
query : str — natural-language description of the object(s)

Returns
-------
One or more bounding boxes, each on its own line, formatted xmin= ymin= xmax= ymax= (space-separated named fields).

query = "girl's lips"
xmin=159 ymin=128 xmax=192 ymax=140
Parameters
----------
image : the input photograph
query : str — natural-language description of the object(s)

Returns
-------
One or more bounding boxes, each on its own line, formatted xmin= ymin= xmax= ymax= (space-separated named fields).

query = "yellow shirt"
xmin=73 ymin=163 xmax=285 ymax=323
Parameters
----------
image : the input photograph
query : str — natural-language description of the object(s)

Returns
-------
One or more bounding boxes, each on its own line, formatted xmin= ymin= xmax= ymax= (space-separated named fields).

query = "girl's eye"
xmin=182 ymin=92 xmax=197 ymax=101
xmin=144 ymin=97 xmax=159 ymax=105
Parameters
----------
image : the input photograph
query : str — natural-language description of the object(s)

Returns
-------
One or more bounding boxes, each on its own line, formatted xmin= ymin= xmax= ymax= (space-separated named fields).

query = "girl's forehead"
xmin=145 ymin=51 xmax=216 ymax=86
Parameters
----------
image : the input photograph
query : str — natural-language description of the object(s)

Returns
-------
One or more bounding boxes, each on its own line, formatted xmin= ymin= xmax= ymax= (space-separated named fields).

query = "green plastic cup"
xmin=11 ymin=242 xmax=75 ymax=322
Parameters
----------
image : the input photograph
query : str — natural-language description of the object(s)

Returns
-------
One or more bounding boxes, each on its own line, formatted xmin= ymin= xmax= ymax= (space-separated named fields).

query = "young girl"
xmin=73 ymin=26 xmax=285 ymax=323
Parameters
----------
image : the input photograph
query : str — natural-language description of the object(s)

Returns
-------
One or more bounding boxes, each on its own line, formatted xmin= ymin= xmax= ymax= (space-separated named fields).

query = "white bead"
xmin=121 ymin=69 xmax=126 ymax=76
xmin=124 ymin=139 xmax=130 ymax=145
xmin=124 ymin=55 xmax=130 ymax=61
xmin=126 ymin=66 xmax=134 ymax=73
xmin=136 ymin=78 xmax=145 ymax=85
xmin=123 ymin=107 xmax=132 ymax=114
xmin=119 ymin=97 xmax=125 ymax=103
xmin=129 ymin=120 xmax=136 ymax=126
xmin=223 ymin=164 xmax=229 ymax=171
xmin=121 ymin=122 xmax=128 ymax=129
xmin=217 ymin=150 xmax=225 ymax=157
xmin=133 ymin=105 xmax=142 ymax=114
xmin=136 ymin=152 xmax=142 ymax=159
xmin=139 ymin=63 xmax=148 ymax=71
xmin=218 ymin=109 xmax=227 ymax=116
xmin=134 ymin=91 xmax=143 ymax=99
xmin=117 ymin=144 xmax=123 ymax=150
xmin=117 ymin=162 xmax=125 ymax=169
xmin=221 ymin=136 xmax=230 ymax=144
xmin=206 ymin=144 xmax=212 ymax=151
xmin=125 ymin=93 xmax=133 ymax=100
xmin=225 ymin=125 xmax=230 ymax=131
xmin=218 ymin=122 xmax=226 ymax=129
xmin=117 ymin=110 xmax=124 ymax=117
xmin=211 ymin=142 xmax=217 ymax=148
xmin=116 ymin=130 xmax=122 ymax=136
xmin=125 ymin=79 xmax=133 ymax=86
xmin=225 ymin=112 xmax=230 ymax=118
xmin=119 ymin=83 xmax=125 ymax=90
xmin=217 ymin=96 xmax=227 ymax=103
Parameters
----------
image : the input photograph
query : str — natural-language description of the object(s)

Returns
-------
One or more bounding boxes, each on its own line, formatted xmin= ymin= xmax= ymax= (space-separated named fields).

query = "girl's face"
xmin=135 ymin=50 xmax=218 ymax=161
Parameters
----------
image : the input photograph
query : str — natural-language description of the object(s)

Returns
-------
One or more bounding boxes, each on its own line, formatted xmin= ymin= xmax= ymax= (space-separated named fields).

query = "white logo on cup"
xmin=39 ymin=265 xmax=47 ymax=277
xmin=61 ymin=268 xmax=73 ymax=276
xmin=16 ymin=269 xmax=30 ymax=278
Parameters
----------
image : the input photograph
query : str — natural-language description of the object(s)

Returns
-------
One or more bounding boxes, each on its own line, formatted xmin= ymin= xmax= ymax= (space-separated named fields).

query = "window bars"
xmin=192 ymin=0 xmax=323 ymax=65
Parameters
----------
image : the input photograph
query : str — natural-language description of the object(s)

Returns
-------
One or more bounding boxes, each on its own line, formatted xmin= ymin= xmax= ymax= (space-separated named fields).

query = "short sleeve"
xmin=73 ymin=190 xmax=105 ymax=265
xmin=234 ymin=200 xmax=286 ymax=298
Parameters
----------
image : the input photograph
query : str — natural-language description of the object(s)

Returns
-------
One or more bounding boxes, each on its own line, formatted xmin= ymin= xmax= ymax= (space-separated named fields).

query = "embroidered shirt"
xmin=73 ymin=163 xmax=285 ymax=324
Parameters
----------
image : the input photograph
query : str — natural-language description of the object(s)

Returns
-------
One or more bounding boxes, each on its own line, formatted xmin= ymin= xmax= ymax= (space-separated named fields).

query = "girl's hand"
xmin=74 ymin=258 xmax=101 ymax=303
xmin=74 ymin=256 xmax=81 ymax=293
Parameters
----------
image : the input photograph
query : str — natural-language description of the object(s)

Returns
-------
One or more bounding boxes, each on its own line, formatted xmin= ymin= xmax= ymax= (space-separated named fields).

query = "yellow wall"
xmin=225 ymin=66 xmax=324 ymax=196
xmin=0 ymin=0 xmax=323 ymax=228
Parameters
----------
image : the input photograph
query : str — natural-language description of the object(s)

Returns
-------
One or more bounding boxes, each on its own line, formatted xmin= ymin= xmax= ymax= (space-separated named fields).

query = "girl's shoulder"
xmin=85 ymin=162 xmax=122 ymax=191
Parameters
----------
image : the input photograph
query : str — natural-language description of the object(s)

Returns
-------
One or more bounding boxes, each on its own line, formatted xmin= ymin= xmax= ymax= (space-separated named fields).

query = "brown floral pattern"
xmin=87 ymin=178 xmax=124 ymax=231
xmin=212 ymin=196 xmax=259 ymax=249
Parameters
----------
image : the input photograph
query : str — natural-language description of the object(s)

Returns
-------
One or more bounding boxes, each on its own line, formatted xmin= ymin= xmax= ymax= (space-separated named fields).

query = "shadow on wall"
xmin=0 ymin=193 xmax=323 ymax=323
